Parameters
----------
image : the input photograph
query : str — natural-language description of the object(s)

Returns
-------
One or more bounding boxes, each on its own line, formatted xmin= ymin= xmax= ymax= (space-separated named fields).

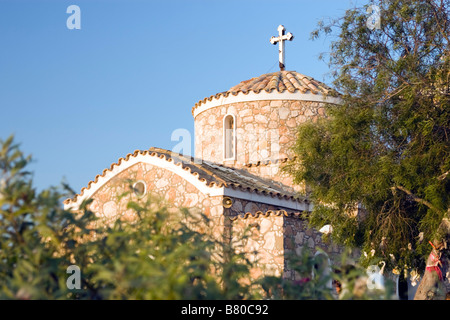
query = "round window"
xmin=132 ymin=181 xmax=147 ymax=199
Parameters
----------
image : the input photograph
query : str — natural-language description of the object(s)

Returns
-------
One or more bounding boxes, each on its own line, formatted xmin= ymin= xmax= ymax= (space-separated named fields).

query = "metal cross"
xmin=270 ymin=25 xmax=294 ymax=71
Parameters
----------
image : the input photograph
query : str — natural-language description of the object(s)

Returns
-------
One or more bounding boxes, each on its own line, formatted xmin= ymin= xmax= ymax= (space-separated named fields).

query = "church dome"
xmin=226 ymin=70 xmax=333 ymax=95
xmin=193 ymin=69 xmax=340 ymax=169
xmin=192 ymin=70 xmax=337 ymax=117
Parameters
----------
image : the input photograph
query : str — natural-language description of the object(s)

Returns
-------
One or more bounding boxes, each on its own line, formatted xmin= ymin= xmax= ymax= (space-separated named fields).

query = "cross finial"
xmin=270 ymin=25 xmax=294 ymax=71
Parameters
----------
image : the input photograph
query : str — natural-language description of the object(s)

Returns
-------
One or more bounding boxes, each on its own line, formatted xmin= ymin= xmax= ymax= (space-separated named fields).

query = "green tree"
xmin=285 ymin=0 xmax=450 ymax=299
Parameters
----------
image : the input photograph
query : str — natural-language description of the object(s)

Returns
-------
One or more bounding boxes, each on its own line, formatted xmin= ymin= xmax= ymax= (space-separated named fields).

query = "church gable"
xmin=86 ymin=161 xmax=220 ymax=223
xmin=63 ymin=149 xmax=228 ymax=218
xmin=65 ymin=147 xmax=310 ymax=213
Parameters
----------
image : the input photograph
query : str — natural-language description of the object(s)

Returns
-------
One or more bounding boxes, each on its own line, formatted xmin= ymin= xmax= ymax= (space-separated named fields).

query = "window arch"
xmin=223 ymin=114 xmax=236 ymax=160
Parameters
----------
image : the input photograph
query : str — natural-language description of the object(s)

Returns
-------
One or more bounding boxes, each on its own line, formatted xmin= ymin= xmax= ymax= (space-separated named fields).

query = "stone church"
xmin=64 ymin=26 xmax=347 ymax=282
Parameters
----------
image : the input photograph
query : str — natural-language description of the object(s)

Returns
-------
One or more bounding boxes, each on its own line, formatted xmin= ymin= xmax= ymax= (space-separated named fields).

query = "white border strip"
xmin=64 ymin=153 xmax=310 ymax=212
xmin=193 ymin=91 xmax=341 ymax=118
xmin=64 ymin=153 xmax=223 ymax=210
xmin=223 ymin=188 xmax=311 ymax=212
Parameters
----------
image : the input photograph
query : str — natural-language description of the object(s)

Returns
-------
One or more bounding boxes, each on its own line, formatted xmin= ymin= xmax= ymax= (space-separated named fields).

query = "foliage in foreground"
xmin=259 ymin=247 xmax=395 ymax=300
xmin=0 ymin=136 xmax=393 ymax=299
xmin=0 ymin=136 xmax=258 ymax=299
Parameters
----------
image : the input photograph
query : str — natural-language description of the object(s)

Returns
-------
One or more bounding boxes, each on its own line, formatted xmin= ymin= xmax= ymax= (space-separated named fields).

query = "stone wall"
xmin=227 ymin=196 xmax=341 ymax=280
xmin=194 ymin=99 xmax=326 ymax=175
xmin=87 ymin=162 xmax=225 ymax=239
xmin=283 ymin=215 xmax=344 ymax=280
xmin=85 ymin=161 xmax=343 ymax=283
xmin=231 ymin=213 xmax=285 ymax=280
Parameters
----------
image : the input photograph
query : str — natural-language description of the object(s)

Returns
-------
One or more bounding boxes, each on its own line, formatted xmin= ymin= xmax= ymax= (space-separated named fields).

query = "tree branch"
xmin=438 ymin=170 xmax=450 ymax=181
xmin=392 ymin=185 xmax=444 ymax=215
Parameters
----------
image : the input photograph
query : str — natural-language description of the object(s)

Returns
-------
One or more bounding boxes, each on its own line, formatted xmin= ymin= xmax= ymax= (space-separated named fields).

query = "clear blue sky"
xmin=0 ymin=0 xmax=367 ymax=194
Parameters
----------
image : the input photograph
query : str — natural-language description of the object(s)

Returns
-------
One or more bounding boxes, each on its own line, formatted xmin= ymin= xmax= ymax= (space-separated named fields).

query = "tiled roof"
xmin=229 ymin=209 xmax=308 ymax=221
xmin=244 ymin=157 xmax=295 ymax=168
xmin=64 ymin=147 xmax=307 ymax=206
xmin=192 ymin=70 xmax=336 ymax=112
xmin=227 ymin=71 xmax=333 ymax=95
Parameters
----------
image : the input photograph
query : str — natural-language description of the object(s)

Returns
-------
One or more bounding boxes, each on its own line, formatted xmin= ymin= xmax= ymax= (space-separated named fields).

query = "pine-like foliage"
xmin=285 ymin=0 xmax=450 ymax=280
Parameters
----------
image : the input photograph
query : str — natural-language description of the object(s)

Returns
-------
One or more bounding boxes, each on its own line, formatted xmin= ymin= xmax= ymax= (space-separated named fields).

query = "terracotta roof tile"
xmin=229 ymin=210 xmax=308 ymax=221
xmin=192 ymin=70 xmax=335 ymax=114
xmin=64 ymin=148 xmax=307 ymax=206
xmin=243 ymin=157 xmax=294 ymax=167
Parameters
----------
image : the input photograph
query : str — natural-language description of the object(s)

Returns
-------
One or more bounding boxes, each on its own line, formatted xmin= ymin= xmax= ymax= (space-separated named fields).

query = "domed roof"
xmin=192 ymin=70 xmax=337 ymax=115
xmin=227 ymin=70 xmax=333 ymax=95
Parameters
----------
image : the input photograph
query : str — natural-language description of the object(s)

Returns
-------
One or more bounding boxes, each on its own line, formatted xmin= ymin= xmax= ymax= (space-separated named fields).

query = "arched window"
xmin=223 ymin=114 xmax=236 ymax=160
